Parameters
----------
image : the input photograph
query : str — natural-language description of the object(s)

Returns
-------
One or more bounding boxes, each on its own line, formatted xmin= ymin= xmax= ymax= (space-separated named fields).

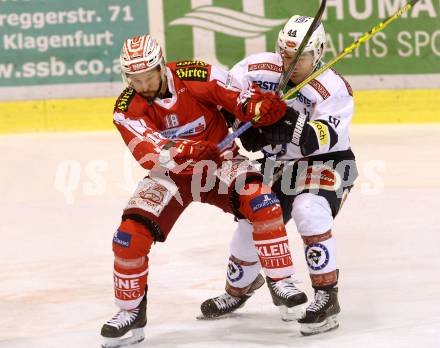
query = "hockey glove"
xmin=237 ymin=85 xmax=287 ymax=127
xmin=236 ymin=122 xmax=269 ymax=152
xmin=261 ymin=107 xmax=307 ymax=145
xmin=159 ymin=139 xmax=222 ymax=170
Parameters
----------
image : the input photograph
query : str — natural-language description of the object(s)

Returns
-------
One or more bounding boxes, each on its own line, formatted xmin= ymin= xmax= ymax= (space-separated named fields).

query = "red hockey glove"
xmin=237 ymin=85 xmax=287 ymax=127
xmin=159 ymin=139 xmax=222 ymax=170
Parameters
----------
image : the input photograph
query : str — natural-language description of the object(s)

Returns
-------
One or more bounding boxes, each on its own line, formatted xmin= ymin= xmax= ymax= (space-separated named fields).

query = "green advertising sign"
xmin=163 ymin=0 xmax=440 ymax=75
xmin=0 ymin=0 xmax=149 ymax=86
xmin=0 ymin=0 xmax=439 ymax=93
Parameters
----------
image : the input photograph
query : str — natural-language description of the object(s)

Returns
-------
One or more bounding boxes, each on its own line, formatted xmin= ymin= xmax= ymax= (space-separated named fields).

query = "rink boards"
xmin=1 ymin=88 xmax=440 ymax=134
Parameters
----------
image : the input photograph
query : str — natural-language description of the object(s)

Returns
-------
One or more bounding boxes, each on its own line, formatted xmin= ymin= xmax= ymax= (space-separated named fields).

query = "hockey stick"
xmin=218 ymin=1 xmax=326 ymax=152
xmin=217 ymin=0 xmax=421 ymax=152
xmin=277 ymin=0 xmax=327 ymax=93
xmin=281 ymin=0 xmax=421 ymax=101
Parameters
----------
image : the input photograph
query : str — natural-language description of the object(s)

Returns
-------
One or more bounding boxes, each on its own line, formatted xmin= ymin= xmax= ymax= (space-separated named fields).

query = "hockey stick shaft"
xmin=218 ymin=1 xmax=326 ymax=151
xmin=282 ymin=0 xmax=421 ymax=100
xmin=277 ymin=0 xmax=327 ymax=93
xmin=218 ymin=0 xmax=420 ymax=151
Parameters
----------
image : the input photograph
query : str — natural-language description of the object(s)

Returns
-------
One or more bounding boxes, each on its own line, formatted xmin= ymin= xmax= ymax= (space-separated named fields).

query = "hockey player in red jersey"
xmin=100 ymin=34 xmax=302 ymax=348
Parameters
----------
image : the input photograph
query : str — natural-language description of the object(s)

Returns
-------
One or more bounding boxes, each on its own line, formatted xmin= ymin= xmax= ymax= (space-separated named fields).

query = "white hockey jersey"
xmin=230 ymin=52 xmax=354 ymax=161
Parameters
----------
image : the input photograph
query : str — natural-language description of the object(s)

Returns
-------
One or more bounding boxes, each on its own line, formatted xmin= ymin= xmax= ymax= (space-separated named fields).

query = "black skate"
xmin=298 ymin=287 xmax=340 ymax=336
xmin=266 ymin=276 xmax=308 ymax=321
xmin=101 ymin=296 xmax=147 ymax=348
xmin=198 ymin=273 xmax=265 ymax=319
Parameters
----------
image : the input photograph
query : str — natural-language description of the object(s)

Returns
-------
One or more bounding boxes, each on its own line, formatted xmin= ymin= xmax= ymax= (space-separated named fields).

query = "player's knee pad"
xmin=112 ymin=217 xmax=154 ymax=310
xmin=237 ymin=182 xmax=283 ymax=225
xmin=292 ymin=193 xmax=333 ymax=236
xmin=226 ymin=220 xmax=262 ymax=295
xmin=113 ymin=218 xmax=155 ymax=259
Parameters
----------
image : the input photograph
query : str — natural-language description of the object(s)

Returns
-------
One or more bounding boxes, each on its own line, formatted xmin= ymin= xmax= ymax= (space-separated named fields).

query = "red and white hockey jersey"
xmin=113 ymin=61 xmax=243 ymax=171
xmin=230 ymin=52 xmax=354 ymax=160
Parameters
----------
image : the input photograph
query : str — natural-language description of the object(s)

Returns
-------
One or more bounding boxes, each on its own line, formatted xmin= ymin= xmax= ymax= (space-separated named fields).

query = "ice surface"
xmin=1 ymin=125 xmax=439 ymax=348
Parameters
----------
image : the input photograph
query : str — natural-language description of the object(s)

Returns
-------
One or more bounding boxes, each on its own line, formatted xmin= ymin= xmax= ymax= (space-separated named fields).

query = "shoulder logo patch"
xmin=309 ymin=79 xmax=330 ymax=100
xmin=175 ymin=67 xmax=209 ymax=81
xmin=115 ymin=88 xmax=136 ymax=112
xmin=248 ymin=62 xmax=283 ymax=73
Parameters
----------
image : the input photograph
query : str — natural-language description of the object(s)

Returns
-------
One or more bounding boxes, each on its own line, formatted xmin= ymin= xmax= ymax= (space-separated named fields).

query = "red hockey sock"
xmin=238 ymin=182 xmax=294 ymax=279
xmin=112 ymin=218 xmax=154 ymax=310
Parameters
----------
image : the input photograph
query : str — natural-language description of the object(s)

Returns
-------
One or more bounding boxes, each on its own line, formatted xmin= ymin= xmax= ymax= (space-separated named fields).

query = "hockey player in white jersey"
xmin=199 ymin=15 xmax=358 ymax=336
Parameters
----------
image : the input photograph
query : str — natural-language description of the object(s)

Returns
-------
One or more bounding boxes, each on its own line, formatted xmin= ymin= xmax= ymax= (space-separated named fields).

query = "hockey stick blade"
xmin=218 ymin=0 xmax=420 ymax=151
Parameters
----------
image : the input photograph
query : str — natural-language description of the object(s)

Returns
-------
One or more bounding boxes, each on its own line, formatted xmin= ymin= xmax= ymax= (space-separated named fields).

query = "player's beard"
xmin=144 ymin=78 xmax=163 ymax=105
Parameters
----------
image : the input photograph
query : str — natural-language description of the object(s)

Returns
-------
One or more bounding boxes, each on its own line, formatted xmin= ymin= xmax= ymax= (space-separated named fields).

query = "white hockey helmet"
xmin=276 ymin=15 xmax=326 ymax=66
xmin=120 ymin=34 xmax=165 ymax=85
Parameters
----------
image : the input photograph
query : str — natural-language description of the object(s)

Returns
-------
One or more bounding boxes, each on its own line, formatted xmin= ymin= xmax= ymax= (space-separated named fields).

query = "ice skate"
xmin=101 ymin=296 xmax=147 ymax=348
xmin=198 ymin=273 xmax=265 ymax=319
xmin=266 ymin=276 xmax=308 ymax=321
xmin=298 ymin=287 xmax=340 ymax=336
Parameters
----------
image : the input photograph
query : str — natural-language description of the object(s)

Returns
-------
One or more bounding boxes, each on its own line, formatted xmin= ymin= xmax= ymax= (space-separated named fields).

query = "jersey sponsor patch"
xmin=249 ymin=193 xmax=280 ymax=213
xmin=116 ymin=88 xmax=136 ymax=112
xmin=175 ymin=60 xmax=208 ymax=67
xmin=255 ymin=238 xmax=292 ymax=270
xmin=309 ymin=121 xmax=329 ymax=146
xmin=254 ymin=80 xmax=279 ymax=91
xmin=160 ymin=115 xmax=206 ymax=139
xmin=175 ymin=67 xmax=209 ymax=81
xmin=113 ymin=230 xmax=132 ymax=248
xmin=309 ymin=79 xmax=331 ymax=100
xmin=295 ymin=164 xmax=342 ymax=192
xmin=297 ymin=92 xmax=312 ymax=107
xmin=248 ymin=62 xmax=283 ymax=74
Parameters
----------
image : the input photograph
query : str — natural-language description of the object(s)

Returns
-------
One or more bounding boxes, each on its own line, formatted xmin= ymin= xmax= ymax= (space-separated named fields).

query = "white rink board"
xmin=1 ymin=125 xmax=440 ymax=348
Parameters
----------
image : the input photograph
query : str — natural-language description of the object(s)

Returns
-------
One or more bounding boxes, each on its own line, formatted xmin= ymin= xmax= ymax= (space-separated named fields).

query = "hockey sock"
xmin=238 ymin=183 xmax=294 ymax=279
xmin=112 ymin=218 xmax=154 ymax=310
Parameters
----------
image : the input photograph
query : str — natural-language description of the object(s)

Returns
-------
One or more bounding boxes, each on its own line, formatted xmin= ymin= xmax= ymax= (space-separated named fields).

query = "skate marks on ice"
xmin=1 ymin=126 xmax=440 ymax=348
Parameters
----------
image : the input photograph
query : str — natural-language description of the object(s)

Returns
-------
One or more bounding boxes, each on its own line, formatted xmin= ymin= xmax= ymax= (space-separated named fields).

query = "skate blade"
xmin=102 ymin=328 xmax=145 ymax=348
xmin=196 ymin=313 xmax=222 ymax=321
xmin=196 ymin=311 xmax=241 ymax=321
xmin=278 ymin=304 xmax=306 ymax=322
xmin=300 ymin=315 xmax=339 ymax=336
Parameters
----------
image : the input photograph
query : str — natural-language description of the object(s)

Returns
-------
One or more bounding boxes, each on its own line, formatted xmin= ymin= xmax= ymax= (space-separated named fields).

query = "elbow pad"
xmin=300 ymin=120 xmax=338 ymax=156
